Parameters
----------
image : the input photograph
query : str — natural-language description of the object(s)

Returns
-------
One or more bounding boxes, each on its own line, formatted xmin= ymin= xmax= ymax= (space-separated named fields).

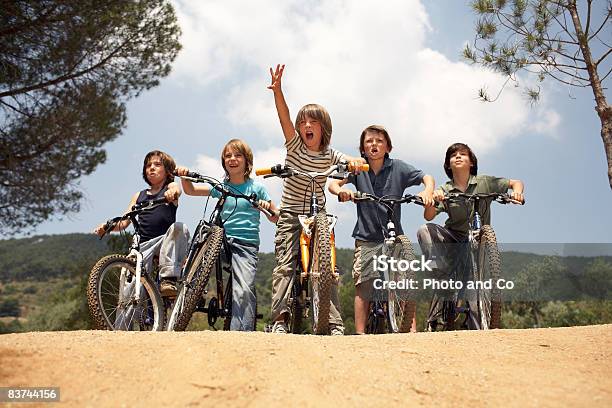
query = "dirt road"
xmin=1 ymin=325 xmax=610 ymax=407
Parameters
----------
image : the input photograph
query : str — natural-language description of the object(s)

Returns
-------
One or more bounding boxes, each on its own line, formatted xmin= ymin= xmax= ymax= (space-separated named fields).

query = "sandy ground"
xmin=0 ymin=325 xmax=610 ymax=407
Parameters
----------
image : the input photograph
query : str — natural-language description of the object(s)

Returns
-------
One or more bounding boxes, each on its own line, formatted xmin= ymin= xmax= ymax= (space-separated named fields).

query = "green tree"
xmin=464 ymin=0 xmax=612 ymax=188
xmin=512 ymin=256 xmax=566 ymax=327
xmin=0 ymin=1 xmax=182 ymax=233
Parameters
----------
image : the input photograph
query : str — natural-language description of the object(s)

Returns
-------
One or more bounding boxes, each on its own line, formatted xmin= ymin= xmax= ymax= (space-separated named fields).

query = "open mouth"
xmin=305 ymin=131 xmax=314 ymax=140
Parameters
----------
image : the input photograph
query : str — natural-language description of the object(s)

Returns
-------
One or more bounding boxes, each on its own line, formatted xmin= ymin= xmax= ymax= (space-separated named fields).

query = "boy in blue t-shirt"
xmin=329 ymin=125 xmax=435 ymax=334
xmin=177 ymin=139 xmax=278 ymax=331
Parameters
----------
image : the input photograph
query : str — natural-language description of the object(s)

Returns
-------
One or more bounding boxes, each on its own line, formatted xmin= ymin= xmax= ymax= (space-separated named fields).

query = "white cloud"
xmin=170 ymin=0 xmax=558 ymax=166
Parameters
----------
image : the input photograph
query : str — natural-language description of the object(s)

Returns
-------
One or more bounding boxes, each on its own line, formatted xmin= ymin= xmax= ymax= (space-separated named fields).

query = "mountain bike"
xmin=430 ymin=192 xmax=524 ymax=331
xmin=346 ymin=191 xmax=424 ymax=334
xmin=166 ymin=172 xmax=272 ymax=331
xmin=255 ymin=162 xmax=368 ymax=335
xmin=87 ymin=198 xmax=169 ymax=331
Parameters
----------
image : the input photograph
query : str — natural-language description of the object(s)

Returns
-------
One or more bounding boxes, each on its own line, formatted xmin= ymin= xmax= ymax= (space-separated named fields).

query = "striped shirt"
xmin=281 ymin=134 xmax=346 ymax=214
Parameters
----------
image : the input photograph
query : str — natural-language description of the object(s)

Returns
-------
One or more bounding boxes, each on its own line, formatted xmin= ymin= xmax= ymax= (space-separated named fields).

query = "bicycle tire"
xmin=87 ymin=254 xmax=164 ymax=331
xmin=167 ymin=226 xmax=224 ymax=331
xmin=389 ymin=235 xmax=417 ymax=333
xmin=222 ymin=269 xmax=232 ymax=331
xmin=310 ymin=213 xmax=333 ymax=335
xmin=288 ymin=277 xmax=304 ymax=334
xmin=476 ymin=225 xmax=502 ymax=329
xmin=365 ymin=302 xmax=385 ymax=334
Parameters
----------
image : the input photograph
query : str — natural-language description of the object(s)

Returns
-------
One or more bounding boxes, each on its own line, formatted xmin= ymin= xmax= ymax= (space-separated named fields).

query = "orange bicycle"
xmin=256 ymin=162 xmax=368 ymax=334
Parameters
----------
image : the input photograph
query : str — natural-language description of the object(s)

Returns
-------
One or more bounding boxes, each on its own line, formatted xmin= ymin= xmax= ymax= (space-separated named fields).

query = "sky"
xmin=16 ymin=0 xmax=612 ymax=253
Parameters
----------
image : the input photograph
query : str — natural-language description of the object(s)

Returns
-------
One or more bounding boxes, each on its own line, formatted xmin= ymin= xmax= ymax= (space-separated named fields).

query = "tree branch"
xmin=0 ymin=4 xmax=62 ymax=38
xmin=545 ymin=70 xmax=592 ymax=87
xmin=588 ymin=13 xmax=610 ymax=41
xmin=600 ymin=66 xmax=612 ymax=83
xmin=585 ymin=0 xmax=593 ymax=37
xmin=0 ymin=40 xmax=128 ymax=99
xmin=596 ymin=47 xmax=612 ymax=67
xmin=0 ymin=99 xmax=30 ymax=116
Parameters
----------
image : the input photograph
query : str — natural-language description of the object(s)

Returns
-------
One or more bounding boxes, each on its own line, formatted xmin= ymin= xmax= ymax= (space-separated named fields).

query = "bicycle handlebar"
xmin=176 ymin=173 xmax=276 ymax=218
xmin=444 ymin=192 xmax=525 ymax=205
xmin=99 ymin=198 xmax=170 ymax=239
xmin=350 ymin=191 xmax=425 ymax=207
xmin=254 ymin=162 xmax=369 ymax=179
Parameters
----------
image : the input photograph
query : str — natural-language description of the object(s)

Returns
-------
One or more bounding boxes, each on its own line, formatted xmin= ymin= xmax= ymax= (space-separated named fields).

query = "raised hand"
xmin=268 ymin=64 xmax=285 ymax=92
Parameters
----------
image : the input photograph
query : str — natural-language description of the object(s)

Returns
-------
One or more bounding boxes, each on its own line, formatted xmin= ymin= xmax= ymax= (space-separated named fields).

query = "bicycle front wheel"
xmin=310 ymin=213 xmax=333 ymax=335
xmin=387 ymin=235 xmax=417 ymax=333
xmin=87 ymin=254 xmax=164 ymax=331
xmin=167 ymin=226 xmax=224 ymax=331
xmin=476 ymin=225 xmax=502 ymax=329
xmin=288 ymin=277 xmax=304 ymax=334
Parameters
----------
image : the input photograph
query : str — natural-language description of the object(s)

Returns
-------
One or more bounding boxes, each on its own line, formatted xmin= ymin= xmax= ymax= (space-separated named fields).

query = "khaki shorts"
xmin=352 ymin=240 xmax=384 ymax=286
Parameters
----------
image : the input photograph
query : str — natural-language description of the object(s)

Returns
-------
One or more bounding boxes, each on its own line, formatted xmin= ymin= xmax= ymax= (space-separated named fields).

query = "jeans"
xmin=114 ymin=222 xmax=190 ymax=330
xmin=226 ymin=237 xmax=259 ymax=331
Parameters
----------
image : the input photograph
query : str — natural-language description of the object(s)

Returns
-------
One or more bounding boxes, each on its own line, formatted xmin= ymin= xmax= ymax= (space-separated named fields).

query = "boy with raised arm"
xmin=267 ymin=64 xmax=364 ymax=335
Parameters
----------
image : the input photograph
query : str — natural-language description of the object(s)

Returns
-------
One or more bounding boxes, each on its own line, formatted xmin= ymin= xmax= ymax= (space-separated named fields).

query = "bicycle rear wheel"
xmin=167 ymin=226 xmax=224 ymax=331
xmin=87 ymin=254 xmax=164 ymax=331
xmin=386 ymin=235 xmax=417 ymax=333
xmin=476 ymin=225 xmax=502 ymax=329
xmin=310 ymin=213 xmax=333 ymax=335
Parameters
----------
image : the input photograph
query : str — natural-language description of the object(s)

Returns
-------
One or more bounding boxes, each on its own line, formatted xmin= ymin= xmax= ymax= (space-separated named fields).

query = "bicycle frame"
xmin=257 ymin=162 xmax=367 ymax=332
xmin=351 ymin=192 xmax=423 ymax=333
xmin=437 ymin=192 xmax=522 ymax=330
xmin=91 ymin=197 xmax=168 ymax=330
xmin=171 ymin=173 xmax=272 ymax=330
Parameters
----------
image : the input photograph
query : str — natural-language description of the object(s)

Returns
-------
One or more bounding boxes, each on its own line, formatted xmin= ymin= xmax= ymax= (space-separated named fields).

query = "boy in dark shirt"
xmin=329 ymin=125 xmax=435 ymax=334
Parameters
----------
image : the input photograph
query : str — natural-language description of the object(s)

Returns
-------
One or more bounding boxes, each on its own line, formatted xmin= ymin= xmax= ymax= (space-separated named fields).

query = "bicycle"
xmin=343 ymin=191 xmax=424 ymax=334
xmin=87 ymin=197 xmax=170 ymax=331
xmin=166 ymin=172 xmax=273 ymax=332
xmin=429 ymin=192 xmax=524 ymax=331
xmin=255 ymin=161 xmax=368 ymax=335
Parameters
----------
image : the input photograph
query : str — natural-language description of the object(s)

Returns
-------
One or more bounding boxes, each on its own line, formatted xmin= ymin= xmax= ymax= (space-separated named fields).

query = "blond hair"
xmin=221 ymin=139 xmax=253 ymax=180
xmin=294 ymin=104 xmax=332 ymax=150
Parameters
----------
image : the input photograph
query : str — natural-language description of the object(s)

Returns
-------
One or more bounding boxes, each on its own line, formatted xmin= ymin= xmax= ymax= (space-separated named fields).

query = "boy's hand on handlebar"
xmin=175 ymin=166 xmax=190 ymax=177
xmin=93 ymin=223 xmax=107 ymax=237
xmin=510 ymin=191 xmax=524 ymax=204
xmin=337 ymin=189 xmax=355 ymax=202
xmin=164 ymin=184 xmax=180 ymax=202
xmin=348 ymin=157 xmax=367 ymax=175
xmin=432 ymin=190 xmax=445 ymax=202
xmin=258 ymin=199 xmax=272 ymax=211
xmin=418 ymin=190 xmax=435 ymax=207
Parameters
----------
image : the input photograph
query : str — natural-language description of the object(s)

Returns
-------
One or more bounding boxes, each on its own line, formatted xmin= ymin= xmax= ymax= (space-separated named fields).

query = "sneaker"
xmin=271 ymin=321 xmax=288 ymax=334
xmin=330 ymin=325 xmax=345 ymax=336
xmin=160 ymin=278 xmax=178 ymax=297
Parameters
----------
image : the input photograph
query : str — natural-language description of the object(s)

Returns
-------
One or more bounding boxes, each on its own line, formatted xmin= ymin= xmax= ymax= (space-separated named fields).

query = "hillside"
xmin=1 ymin=233 xmax=611 ymax=334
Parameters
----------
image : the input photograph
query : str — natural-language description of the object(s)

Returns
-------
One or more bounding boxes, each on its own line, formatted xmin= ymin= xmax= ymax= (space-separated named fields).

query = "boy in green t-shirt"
xmin=418 ymin=142 xmax=524 ymax=330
